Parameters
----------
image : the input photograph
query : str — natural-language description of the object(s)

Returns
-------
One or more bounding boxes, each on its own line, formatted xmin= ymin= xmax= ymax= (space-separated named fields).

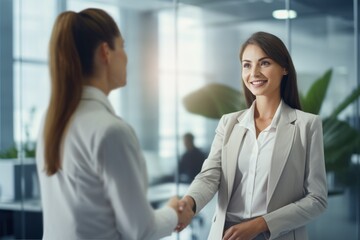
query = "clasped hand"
xmin=167 ymin=196 xmax=194 ymax=232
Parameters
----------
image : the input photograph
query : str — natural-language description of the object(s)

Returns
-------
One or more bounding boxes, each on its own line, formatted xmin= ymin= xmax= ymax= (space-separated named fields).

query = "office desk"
xmin=0 ymin=199 xmax=42 ymax=239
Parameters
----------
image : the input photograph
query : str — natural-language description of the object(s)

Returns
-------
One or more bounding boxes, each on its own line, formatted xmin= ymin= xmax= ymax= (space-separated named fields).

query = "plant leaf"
xmin=329 ymin=87 xmax=360 ymax=119
xmin=323 ymin=117 xmax=360 ymax=171
xmin=0 ymin=145 xmax=18 ymax=159
xmin=301 ymin=69 xmax=332 ymax=114
xmin=182 ymin=83 xmax=246 ymax=119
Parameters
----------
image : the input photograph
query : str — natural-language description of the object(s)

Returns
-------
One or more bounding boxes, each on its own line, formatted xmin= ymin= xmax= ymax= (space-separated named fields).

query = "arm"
xmin=185 ymin=114 xmax=228 ymax=213
xmin=97 ymin=123 xmax=177 ymax=240
xmin=263 ymin=116 xmax=328 ymax=239
xmin=176 ymin=115 xmax=230 ymax=232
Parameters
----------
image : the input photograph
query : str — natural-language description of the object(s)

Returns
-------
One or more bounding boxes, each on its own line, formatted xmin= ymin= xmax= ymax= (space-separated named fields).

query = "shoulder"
xmin=281 ymin=103 xmax=321 ymax=125
xmin=96 ymin=117 xmax=136 ymax=144
xmin=294 ymin=109 xmax=321 ymax=125
xmin=74 ymin=103 xmax=137 ymax=144
xmin=285 ymin=107 xmax=323 ymax=135
xmin=214 ymin=110 xmax=248 ymax=138
xmin=295 ymin=109 xmax=318 ymax=120
xmin=220 ymin=109 xmax=247 ymax=124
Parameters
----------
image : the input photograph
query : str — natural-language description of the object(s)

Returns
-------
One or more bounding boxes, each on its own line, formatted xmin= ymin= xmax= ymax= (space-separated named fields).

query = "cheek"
xmin=242 ymin=71 xmax=249 ymax=82
xmin=124 ymin=53 xmax=128 ymax=64
xmin=270 ymin=72 xmax=284 ymax=82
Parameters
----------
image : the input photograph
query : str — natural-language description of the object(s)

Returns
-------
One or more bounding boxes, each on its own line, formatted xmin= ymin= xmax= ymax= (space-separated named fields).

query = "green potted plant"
xmin=0 ymin=107 xmax=38 ymax=202
xmin=0 ymin=144 xmax=37 ymax=202
xmin=183 ymin=69 xmax=360 ymax=192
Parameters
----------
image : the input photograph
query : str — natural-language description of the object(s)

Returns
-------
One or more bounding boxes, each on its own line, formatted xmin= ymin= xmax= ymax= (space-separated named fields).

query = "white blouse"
xmin=226 ymin=101 xmax=282 ymax=221
xmin=36 ymin=86 xmax=177 ymax=240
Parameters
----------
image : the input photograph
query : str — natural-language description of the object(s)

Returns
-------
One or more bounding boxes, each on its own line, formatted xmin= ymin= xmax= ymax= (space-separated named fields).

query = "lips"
xmin=250 ymin=80 xmax=268 ymax=87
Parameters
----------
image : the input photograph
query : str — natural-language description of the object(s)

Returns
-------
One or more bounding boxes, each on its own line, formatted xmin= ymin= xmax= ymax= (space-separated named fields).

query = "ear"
xmin=283 ymin=68 xmax=288 ymax=75
xmin=98 ymin=42 xmax=111 ymax=64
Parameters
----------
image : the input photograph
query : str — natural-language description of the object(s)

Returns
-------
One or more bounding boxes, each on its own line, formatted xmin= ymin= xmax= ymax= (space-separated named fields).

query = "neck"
xmin=254 ymin=96 xmax=281 ymax=120
xmin=83 ymin=74 xmax=110 ymax=95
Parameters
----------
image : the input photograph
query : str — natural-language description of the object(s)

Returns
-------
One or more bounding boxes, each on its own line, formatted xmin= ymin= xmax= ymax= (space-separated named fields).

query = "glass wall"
xmin=0 ymin=0 xmax=359 ymax=239
xmin=290 ymin=1 xmax=360 ymax=239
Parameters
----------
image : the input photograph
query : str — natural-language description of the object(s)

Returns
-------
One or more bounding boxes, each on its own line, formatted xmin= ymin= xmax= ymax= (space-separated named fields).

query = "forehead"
xmin=241 ymin=44 xmax=268 ymax=60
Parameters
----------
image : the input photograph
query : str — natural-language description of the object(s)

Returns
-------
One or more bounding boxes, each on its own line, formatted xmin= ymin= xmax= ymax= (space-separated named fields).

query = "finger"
xmin=222 ymin=228 xmax=233 ymax=240
xmin=178 ymin=200 xmax=187 ymax=211
xmin=175 ymin=224 xmax=183 ymax=232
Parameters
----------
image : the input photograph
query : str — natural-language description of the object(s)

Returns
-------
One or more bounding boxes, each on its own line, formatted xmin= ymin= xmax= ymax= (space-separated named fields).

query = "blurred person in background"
xmin=179 ymin=132 xmax=206 ymax=183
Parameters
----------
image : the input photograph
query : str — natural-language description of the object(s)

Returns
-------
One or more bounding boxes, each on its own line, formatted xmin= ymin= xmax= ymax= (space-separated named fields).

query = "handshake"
xmin=167 ymin=195 xmax=196 ymax=232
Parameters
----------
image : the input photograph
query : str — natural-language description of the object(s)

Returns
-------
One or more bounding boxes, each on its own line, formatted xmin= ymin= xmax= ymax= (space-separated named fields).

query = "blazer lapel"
xmin=266 ymin=104 xmax=297 ymax=206
xmin=225 ymin=115 xmax=247 ymax=203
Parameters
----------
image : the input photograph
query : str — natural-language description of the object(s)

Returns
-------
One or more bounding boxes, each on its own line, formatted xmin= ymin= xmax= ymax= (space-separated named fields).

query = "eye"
xmin=260 ymin=60 xmax=270 ymax=67
xmin=242 ymin=62 xmax=251 ymax=69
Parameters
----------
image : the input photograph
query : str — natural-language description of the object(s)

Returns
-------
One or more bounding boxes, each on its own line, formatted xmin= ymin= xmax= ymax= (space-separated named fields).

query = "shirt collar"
xmin=269 ymin=100 xmax=282 ymax=129
xmin=239 ymin=100 xmax=283 ymax=131
xmin=81 ymin=86 xmax=116 ymax=114
xmin=239 ymin=101 xmax=255 ymax=131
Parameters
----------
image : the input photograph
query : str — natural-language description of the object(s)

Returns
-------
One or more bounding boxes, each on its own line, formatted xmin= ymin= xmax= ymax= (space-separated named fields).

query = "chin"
xmin=250 ymin=91 xmax=263 ymax=96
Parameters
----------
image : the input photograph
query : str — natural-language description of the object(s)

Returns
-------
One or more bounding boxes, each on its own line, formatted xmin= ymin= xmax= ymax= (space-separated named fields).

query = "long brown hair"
xmin=239 ymin=31 xmax=302 ymax=110
xmin=44 ymin=8 xmax=120 ymax=175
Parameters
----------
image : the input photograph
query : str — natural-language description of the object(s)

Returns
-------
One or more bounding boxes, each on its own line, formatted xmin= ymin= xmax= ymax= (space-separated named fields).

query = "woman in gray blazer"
xmin=178 ymin=32 xmax=327 ymax=240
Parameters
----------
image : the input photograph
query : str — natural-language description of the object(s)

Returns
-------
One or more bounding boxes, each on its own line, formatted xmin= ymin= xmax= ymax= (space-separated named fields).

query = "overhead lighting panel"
xmin=272 ymin=9 xmax=297 ymax=19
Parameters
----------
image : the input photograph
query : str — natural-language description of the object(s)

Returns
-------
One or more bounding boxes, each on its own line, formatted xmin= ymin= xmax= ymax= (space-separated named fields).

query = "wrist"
xmin=254 ymin=217 xmax=269 ymax=233
xmin=184 ymin=195 xmax=196 ymax=214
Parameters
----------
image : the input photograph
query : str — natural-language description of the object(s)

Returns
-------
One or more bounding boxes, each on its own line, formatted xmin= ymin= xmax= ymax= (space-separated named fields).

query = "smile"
xmin=250 ymin=80 xmax=267 ymax=86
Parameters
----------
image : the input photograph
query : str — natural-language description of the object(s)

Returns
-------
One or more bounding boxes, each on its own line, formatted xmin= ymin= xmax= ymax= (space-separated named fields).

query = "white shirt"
xmin=36 ymin=86 xmax=177 ymax=240
xmin=226 ymin=100 xmax=282 ymax=221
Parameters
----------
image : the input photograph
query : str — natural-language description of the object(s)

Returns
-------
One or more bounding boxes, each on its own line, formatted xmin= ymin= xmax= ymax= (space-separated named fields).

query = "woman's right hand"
xmin=167 ymin=196 xmax=194 ymax=232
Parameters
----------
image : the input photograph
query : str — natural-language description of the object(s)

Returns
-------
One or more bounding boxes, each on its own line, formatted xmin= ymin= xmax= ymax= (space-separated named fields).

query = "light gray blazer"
xmin=186 ymin=103 xmax=327 ymax=240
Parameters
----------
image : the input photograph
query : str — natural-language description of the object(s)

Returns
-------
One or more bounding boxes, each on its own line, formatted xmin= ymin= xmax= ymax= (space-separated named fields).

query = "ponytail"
xmin=44 ymin=12 xmax=82 ymax=175
xmin=44 ymin=9 xmax=120 ymax=175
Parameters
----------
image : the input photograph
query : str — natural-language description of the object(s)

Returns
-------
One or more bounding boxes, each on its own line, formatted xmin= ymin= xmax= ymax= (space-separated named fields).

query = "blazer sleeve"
xmin=263 ymin=115 xmax=328 ymax=239
xmin=186 ymin=114 xmax=227 ymax=213
xmin=96 ymin=122 xmax=177 ymax=240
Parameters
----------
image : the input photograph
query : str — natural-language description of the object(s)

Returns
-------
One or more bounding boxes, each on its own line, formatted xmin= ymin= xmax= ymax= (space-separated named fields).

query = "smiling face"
xmin=241 ymin=44 xmax=287 ymax=101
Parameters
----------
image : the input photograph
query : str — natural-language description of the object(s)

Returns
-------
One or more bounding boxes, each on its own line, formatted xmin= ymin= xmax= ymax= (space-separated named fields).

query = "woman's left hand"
xmin=222 ymin=217 xmax=268 ymax=240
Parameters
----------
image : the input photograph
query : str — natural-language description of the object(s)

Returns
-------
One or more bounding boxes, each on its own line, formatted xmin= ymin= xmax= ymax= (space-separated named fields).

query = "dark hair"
xmin=184 ymin=132 xmax=194 ymax=142
xmin=239 ymin=31 xmax=301 ymax=110
xmin=44 ymin=8 xmax=121 ymax=175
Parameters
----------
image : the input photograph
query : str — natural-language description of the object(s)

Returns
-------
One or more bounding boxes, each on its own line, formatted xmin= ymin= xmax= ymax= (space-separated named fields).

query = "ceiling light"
xmin=272 ymin=9 xmax=297 ymax=19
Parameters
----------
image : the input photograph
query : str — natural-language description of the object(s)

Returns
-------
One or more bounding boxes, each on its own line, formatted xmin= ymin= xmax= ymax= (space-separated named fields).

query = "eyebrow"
xmin=242 ymin=57 xmax=271 ymax=62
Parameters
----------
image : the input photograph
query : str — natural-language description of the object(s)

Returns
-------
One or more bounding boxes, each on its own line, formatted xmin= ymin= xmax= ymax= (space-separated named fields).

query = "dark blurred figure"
xmin=179 ymin=133 xmax=206 ymax=183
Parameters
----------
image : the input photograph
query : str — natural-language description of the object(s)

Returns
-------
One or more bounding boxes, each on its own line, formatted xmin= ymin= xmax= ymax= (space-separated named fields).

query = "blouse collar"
xmin=81 ymin=86 xmax=116 ymax=114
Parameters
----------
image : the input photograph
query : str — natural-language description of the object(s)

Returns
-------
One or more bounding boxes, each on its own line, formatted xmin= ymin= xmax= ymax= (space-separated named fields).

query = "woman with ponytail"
xmin=36 ymin=8 xmax=192 ymax=240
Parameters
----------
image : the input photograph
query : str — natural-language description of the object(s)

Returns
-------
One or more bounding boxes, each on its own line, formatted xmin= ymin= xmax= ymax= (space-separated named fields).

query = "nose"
xmin=250 ymin=65 xmax=260 ymax=77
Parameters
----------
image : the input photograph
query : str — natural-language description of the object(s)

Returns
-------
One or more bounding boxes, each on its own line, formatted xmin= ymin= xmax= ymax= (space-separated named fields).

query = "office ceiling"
xmin=92 ymin=0 xmax=353 ymax=34
xmin=92 ymin=0 xmax=353 ymax=19
xmin=174 ymin=0 xmax=353 ymax=23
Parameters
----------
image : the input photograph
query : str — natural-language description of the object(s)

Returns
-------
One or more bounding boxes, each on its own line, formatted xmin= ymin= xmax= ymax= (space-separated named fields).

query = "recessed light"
xmin=272 ymin=9 xmax=297 ymax=19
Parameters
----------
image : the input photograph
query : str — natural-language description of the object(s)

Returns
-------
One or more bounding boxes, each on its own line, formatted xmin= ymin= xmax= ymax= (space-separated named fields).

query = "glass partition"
xmin=0 ymin=0 xmax=359 ymax=239
xmin=291 ymin=1 xmax=360 ymax=239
